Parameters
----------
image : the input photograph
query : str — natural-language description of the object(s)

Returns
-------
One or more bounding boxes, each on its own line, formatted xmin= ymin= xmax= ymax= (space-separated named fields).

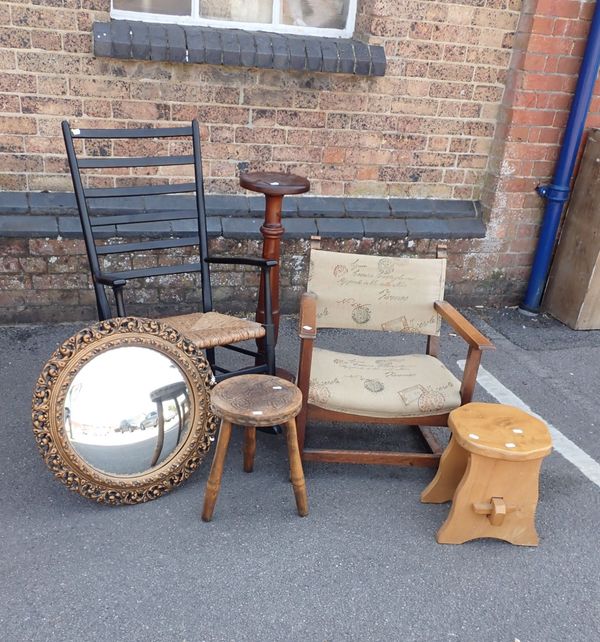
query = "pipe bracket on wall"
xmin=536 ymin=184 xmax=571 ymax=202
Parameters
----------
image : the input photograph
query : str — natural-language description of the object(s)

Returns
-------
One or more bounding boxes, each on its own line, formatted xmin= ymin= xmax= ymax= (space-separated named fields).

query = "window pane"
xmin=281 ymin=0 xmax=349 ymax=29
xmin=200 ymin=0 xmax=273 ymax=23
xmin=114 ymin=0 xmax=191 ymax=16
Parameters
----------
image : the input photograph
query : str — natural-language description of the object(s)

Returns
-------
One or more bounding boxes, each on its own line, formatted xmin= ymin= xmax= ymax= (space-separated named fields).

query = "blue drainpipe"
xmin=521 ymin=2 xmax=600 ymax=313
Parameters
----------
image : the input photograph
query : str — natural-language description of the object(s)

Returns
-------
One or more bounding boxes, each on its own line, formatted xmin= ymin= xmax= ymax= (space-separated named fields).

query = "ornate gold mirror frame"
xmin=32 ymin=317 xmax=217 ymax=505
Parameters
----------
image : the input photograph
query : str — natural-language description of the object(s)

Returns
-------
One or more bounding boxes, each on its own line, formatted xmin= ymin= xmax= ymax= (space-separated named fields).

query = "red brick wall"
xmin=0 ymin=0 xmax=598 ymax=319
xmin=0 ymin=0 xmax=519 ymax=197
xmin=474 ymin=0 xmax=599 ymax=293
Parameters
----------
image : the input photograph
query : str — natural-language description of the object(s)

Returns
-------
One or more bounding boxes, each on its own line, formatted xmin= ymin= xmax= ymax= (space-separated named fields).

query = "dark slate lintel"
xmin=344 ymin=197 xmax=390 ymax=218
xmin=203 ymin=28 xmax=223 ymax=65
xmin=390 ymin=198 xmax=477 ymax=219
xmin=185 ymin=27 xmax=205 ymax=64
xmin=222 ymin=217 xmax=263 ymax=240
xmin=166 ymin=24 xmax=187 ymax=63
xmin=363 ymin=218 xmax=408 ymax=239
xmin=0 ymin=192 xmax=29 ymax=214
xmin=305 ymin=37 xmax=322 ymax=72
xmin=172 ymin=216 xmax=222 ymax=237
xmin=0 ymin=215 xmax=58 ymax=237
xmin=320 ymin=39 xmax=338 ymax=73
xmin=0 ymin=192 xmax=485 ymax=240
xmin=237 ymin=30 xmax=257 ymax=68
xmin=93 ymin=22 xmax=112 ymax=58
xmin=57 ymin=216 xmax=82 ymax=237
xmin=317 ymin=218 xmax=364 ymax=238
xmin=148 ymin=23 xmax=168 ymax=61
xmin=297 ymin=196 xmax=343 ymax=218
xmin=248 ymin=195 xmax=298 ymax=217
xmin=28 ymin=191 xmax=76 ymax=213
xmin=205 ymin=195 xmax=250 ymax=217
xmin=282 ymin=218 xmax=318 ymax=239
xmin=336 ymin=40 xmax=355 ymax=74
xmin=406 ymin=218 xmax=486 ymax=239
xmin=110 ymin=20 xmax=132 ymax=59
xmin=93 ymin=21 xmax=387 ymax=77
xmin=370 ymin=45 xmax=386 ymax=77
xmin=353 ymin=41 xmax=371 ymax=76
xmin=221 ymin=30 xmax=241 ymax=67
xmin=254 ymin=32 xmax=273 ymax=68
xmin=131 ymin=21 xmax=151 ymax=60
xmin=287 ymin=36 xmax=306 ymax=71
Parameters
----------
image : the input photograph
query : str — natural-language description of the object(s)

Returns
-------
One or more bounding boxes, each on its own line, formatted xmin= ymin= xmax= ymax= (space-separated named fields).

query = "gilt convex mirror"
xmin=32 ymin=317 xmax=217 ymax=505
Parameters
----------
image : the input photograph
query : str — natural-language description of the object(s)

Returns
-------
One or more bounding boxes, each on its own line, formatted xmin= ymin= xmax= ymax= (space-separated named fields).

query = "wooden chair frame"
xmin=295 ymin=245 xmax=494 ymax=467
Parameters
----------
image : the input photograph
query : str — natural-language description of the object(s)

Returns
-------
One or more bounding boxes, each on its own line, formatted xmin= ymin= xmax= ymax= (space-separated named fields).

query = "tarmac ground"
xmin=1 ymin=308 xmax=599 ymax=642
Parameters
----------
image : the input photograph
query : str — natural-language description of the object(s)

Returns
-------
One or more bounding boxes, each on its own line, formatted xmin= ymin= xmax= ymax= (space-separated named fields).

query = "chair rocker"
xmin=62 ymin=119 xmax=275 ymax=381
xmin=295 ymin=242 xmax=494 ymax=467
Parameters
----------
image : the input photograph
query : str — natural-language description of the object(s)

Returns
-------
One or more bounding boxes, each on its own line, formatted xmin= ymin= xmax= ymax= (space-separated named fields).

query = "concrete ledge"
xmin=93 ymin=21 xmax=387 ymax=77
xmin=0 ymin=192 xmax=486 ymax=240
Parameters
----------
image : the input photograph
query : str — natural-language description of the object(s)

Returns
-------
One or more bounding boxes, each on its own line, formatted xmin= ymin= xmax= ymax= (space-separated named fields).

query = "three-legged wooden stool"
xmin=202 ymin=374 xmax=308 ymax=521
xmin=421 ymin=403 xmax=552 ymax=546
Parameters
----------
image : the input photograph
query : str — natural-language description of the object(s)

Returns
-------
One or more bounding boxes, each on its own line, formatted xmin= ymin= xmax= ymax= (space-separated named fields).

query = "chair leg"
xmin=206 ymin=347 xmax=216 ymax=372
xmin=243 ymin=426 xmax=256 ymax=473
xmin=264 ymin=324 xmax=276 ymax=375
xmin=202 ymin=420 xmax=233 ymax=522
xmin=295 ymin=406 xmax=307 ymax=455
xmin=284 ymin=419 xmax=308 ymax=517
xmin=114 ymin=284 xmax=126 ymax=317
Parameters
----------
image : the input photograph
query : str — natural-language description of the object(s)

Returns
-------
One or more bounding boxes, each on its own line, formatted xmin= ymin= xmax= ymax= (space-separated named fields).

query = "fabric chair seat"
xmin=163 ymin=311 xmax=265 ymax=349
xmin=308 ymin=348 xmax=462 ymax=418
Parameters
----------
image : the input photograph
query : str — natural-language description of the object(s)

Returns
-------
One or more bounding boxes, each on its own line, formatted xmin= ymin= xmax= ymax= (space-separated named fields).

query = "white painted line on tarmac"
xmin=458 ymin=361 xmax=600 ymax=488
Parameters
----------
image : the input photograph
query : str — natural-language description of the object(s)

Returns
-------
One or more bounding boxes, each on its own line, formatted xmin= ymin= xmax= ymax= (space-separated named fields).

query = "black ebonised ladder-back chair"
xmin=62 ymin=120 xmax=276 ymax=381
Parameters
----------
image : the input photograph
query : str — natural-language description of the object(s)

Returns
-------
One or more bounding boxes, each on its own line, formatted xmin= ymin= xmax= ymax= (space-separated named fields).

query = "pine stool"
xmin=201 ymin=375 xmax=308 ymax=521
xmin=421 ymin=403 xmax=552 ymax=546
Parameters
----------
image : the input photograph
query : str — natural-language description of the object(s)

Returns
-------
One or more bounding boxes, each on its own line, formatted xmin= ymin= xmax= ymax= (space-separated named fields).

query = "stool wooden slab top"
xmin=202 ymin=375 xmax=307 ymax=521
xmin=421 ymin=403 xmax=552 ymax=546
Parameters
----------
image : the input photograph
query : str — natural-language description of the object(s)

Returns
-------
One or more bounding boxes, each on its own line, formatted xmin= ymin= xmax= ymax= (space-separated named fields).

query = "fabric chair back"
xmin=307 ymin=249 xmax=446 ymax=336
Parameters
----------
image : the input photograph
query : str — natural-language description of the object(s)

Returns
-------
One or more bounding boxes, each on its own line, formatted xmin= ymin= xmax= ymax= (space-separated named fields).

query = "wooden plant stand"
xmin=421 ymin=403 xmax=552 ymax=546
xmin=201 ymin=375 xmax=308 ymax=521
xmin=239 ymin=171 xmax=310 ymax=345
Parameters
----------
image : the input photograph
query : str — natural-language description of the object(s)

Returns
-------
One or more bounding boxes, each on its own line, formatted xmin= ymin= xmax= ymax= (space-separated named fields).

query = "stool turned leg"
xmin=284 ymin=419 xmax=308 ymax=517
xmin=202 ymin=420 xmax=233 ymax=522
xmin=243 ymin=426 xmax=256 ymax=473
xmin=436 ymin=454 xmax=543 ymax=546
xmin=421 ymin=436 xmax=469 ymax=504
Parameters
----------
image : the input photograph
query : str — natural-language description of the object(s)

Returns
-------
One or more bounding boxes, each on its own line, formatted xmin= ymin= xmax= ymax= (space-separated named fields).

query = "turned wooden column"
xmin=239 ymin=172 xmax=310 ymax=344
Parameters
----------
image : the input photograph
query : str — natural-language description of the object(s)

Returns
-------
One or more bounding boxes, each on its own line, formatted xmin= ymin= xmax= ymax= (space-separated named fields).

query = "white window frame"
xmin=111 ymin=0 xmax=358 ymax=39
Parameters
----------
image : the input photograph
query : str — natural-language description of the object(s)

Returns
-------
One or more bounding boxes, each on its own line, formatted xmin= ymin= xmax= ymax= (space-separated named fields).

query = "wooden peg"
xmin=310 ymin=235 xmax=322 ymax=250
xmin=472 ymin=497 xmax=516 ymax=526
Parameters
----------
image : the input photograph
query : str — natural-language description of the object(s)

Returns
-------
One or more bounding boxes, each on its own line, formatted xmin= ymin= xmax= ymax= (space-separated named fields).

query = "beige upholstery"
xmin=308 ymin=348 xmax=462 ymax=418
xmin=307 ymin=249 xmax=446 ymax=336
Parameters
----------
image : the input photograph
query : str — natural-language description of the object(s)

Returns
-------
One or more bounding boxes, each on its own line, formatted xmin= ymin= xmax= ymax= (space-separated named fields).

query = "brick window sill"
xmin=92 ymin=20 xmax=386 ymax=76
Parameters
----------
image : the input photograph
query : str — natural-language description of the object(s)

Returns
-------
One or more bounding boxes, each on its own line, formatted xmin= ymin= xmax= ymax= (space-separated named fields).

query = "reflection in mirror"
xmin=65 ymin=347 xmax=191 ymax=476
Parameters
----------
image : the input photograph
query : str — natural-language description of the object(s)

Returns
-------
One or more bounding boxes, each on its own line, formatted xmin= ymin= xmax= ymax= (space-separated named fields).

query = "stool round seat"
xmin=210 ymin=374 xmax=302 ymax=427
xmin=450 ymin=402 xmax=552 ymax=462
xmin=202 ymin=375 xmax=308 ymax=521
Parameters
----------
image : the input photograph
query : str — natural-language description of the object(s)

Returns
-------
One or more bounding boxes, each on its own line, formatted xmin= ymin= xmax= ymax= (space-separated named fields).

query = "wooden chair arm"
xmin=298 ymin=292 xmax=318 ymax=339
xmin=434 ymin=301 xmax=494 ymax=350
